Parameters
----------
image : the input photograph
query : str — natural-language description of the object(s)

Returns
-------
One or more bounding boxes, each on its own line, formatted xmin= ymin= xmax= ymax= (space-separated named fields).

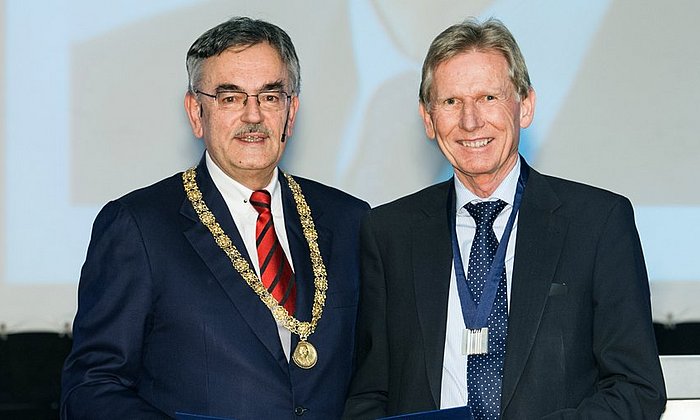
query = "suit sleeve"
xmin=343 ymin=214 xmax=390 ymax=420
xmin=61 ymin=201 xmax=170 ymax=419
xmin=544 ymin=196 xmax=666 ymax=419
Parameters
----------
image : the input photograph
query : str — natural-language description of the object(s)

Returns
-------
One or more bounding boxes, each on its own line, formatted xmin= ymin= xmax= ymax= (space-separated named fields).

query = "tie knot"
xmin=465 ymin=200 xmax=507 ymax=227
xmin=250 ymin=190 xmax=272 ymax=215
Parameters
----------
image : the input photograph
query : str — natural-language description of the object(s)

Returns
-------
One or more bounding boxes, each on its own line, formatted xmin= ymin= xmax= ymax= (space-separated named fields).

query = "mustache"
xmin=233 ymin=124 xmax=272 ymax=137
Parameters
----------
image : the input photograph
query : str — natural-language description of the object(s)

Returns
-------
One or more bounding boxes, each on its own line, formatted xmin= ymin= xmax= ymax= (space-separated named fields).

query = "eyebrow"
xmin=215 ymin=80 xmax=286 ymax=93
xmin=438 ymin=87 xmax=510 ymax=100
xmin=215 ymin=83 xmax=242 ymax=92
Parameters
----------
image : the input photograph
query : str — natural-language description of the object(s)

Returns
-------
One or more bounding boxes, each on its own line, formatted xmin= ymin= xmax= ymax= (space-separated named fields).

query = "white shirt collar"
xmin=454 ymin=158 xmax=521 ymax=214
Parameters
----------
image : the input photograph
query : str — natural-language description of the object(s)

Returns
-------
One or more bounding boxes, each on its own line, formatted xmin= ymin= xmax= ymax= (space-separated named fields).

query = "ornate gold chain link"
xmin=182 ymin=168 xmax=327 ymax=341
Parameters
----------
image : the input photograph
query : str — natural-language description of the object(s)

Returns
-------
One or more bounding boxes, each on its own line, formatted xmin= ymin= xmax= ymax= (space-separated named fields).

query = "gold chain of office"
xmin=182 ymin=167 xmax=327 ymax=367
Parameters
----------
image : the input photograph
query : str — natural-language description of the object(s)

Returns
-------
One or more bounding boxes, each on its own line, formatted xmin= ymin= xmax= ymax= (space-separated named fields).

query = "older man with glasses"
xmin=61 ymin=17 xmax=369 ymax=420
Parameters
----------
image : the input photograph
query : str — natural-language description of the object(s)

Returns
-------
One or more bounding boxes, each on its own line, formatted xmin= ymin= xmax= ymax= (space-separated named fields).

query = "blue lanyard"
xmin=448 ymin=158 xmax=529 ymax=329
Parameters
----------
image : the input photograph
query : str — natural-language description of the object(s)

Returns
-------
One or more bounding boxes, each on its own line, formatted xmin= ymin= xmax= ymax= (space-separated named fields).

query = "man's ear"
xmin=519 ymin=88 xmax=536 ymax=129
xmin=284 ymin=95 xmax=300 ymax=139
xmin=184 ymin=91 xmax=204 ymax=138
xmin=419 ymin=102 xmax=436 ymax=139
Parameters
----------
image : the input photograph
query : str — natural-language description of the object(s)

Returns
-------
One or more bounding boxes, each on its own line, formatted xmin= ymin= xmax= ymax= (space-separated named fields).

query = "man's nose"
xmin=240 ymin=97 xmax=263 ymax=123
xmin=459 ymin=101 xmax=484 ymax=131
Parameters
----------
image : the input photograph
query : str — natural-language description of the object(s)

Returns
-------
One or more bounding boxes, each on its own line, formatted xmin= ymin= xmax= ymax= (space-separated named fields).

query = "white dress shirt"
xmin=206 ymin=152 xmax=295 ymax=360
xmin=440 ymin=159 xmax=521 ymax=408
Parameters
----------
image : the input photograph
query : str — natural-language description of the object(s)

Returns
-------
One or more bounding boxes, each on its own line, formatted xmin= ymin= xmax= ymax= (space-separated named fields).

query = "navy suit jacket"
xmin=343 ymin=166 xmax=666 ymax=419
xmin=62 ymin=158 xmax=369 ymax=419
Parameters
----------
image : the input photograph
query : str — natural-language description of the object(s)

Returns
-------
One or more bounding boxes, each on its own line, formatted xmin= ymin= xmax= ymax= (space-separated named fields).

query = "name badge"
xmin=462 ymin=327 xmax=489 ymax=355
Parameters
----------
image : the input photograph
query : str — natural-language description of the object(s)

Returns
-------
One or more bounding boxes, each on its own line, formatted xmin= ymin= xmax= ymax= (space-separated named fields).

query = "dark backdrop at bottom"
xmin=0 ymin=332 xmax=72 ymax=420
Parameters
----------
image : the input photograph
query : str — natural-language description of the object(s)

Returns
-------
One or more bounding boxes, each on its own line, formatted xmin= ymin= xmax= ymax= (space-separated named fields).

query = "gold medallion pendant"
xmin=292 ymin=340 xmax=318 ymax=369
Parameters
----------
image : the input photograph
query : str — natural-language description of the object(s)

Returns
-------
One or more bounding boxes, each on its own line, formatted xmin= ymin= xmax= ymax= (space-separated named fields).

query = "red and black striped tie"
xmin=250 ymin=190 xmax=296 ymax=315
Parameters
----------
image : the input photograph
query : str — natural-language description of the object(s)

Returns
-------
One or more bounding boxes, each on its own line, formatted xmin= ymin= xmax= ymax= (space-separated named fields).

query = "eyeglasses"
xmin=195 ymin=90 xmax=291 ymax=112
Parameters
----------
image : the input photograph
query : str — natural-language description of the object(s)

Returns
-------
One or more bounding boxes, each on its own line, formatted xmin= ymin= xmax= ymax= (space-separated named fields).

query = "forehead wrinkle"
xmin=435 ymin=72 xmax=513 ymax=101
xmin=434 ymin=50 xmax=512 ymax=92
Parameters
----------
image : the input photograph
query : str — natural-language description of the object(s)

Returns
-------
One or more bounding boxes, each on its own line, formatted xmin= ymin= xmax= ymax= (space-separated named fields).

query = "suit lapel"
xmin=412 ymin=181 xmax=454 ymax=407
xmin=500 ymin=169 xmax=568 ymax=410
xmin=180 ymin=159 xmax=288 ymax=372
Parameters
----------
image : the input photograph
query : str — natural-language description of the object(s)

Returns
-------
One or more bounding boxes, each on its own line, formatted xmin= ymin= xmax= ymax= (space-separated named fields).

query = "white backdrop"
xmin=2 ymin=0 xmax=699 ymax=332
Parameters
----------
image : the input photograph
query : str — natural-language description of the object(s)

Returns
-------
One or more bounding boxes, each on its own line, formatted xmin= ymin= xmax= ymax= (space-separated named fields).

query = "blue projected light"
xmin=2 ymin=0 xmax=698 ymax=290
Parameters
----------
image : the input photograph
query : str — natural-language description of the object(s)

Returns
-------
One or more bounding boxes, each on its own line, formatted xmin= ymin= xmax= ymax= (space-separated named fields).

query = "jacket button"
xmin=294 ymin=406 xmax=307 ymax=416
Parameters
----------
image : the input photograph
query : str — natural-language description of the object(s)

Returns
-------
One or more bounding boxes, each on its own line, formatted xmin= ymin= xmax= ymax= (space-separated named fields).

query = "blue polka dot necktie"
xmin=465 ymin=200 xmax=508 ymax=420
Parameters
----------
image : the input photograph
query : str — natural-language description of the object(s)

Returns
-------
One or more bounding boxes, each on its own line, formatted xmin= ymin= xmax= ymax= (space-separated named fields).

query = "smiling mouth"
xmin=460 ymin=138 xmax=493 ymax=148
xmin=241 ymin=136 xmax=262 ymax=142
xmin=234 ymin=124 xmax=272 ymax=143
xmin=237 ymin=134 xmax=267 ymax=143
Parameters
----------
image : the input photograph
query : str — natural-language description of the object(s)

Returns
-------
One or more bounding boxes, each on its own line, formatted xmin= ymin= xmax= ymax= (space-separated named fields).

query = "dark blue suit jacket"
xmin=343 ymin=165 xmax=666 ymax=419
xmin=61 ymin=158 xmax=369 ymax=419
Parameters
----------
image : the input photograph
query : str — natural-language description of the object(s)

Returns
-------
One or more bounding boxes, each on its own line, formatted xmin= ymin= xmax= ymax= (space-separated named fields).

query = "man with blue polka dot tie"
xmin=344 ymin=17 xmax=666 ymax=420
xmin=465 ymin=200 xmax=508 ymax=419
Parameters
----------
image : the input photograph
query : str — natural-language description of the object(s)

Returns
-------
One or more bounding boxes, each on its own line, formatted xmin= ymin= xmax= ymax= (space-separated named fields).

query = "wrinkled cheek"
xmin=436 ymin=142 xmax=463 ymax=171
xmin=435 ymin=115 xmax=458 ymax=134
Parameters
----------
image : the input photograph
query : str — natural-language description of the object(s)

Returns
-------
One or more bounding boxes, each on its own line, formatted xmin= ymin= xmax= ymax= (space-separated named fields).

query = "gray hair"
xmin=186 ymin=17 xmax=301 ymax=94
xmin=419 ymin=17 xmax=531 ymax=106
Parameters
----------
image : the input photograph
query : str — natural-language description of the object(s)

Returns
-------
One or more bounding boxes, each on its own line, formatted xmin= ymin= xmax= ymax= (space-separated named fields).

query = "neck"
xmin=232 ymin=169 xmax=276 ymax=191
xmin=457 ymin=176 xmax=502 ymax=198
